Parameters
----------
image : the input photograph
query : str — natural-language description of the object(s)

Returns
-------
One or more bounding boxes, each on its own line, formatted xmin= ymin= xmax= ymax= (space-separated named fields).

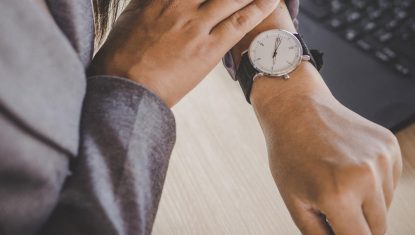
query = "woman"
xmin=0 ymin=0 xmax=402 ymax=234
xmin=0 ymin=0 xmax=280 ymax=234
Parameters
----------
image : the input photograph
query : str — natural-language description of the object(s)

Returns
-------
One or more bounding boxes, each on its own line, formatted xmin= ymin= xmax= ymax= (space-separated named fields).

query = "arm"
xmin=88 ymin=0 xmax=281 ymax=107
xmin=39 ymin=76 xmax=176 ymax=235
xmin=0 ymin=111 xmax=71 ymax=235
xmin=1 ymin=0 xmax=279 ymax=234
xmin=39 ymin=0 xmax=281 ymax=234
xmin=232 ymin=2 xmax=402 ymax=235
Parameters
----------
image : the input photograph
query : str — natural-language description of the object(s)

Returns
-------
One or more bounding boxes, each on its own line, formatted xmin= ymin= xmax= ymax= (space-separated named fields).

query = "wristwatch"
xmin=236 ymin=29 xmax=324 ymax=103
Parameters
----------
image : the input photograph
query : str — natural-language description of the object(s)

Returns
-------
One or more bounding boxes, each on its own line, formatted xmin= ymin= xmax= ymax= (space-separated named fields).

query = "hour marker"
xmin=259 ymin=42 xmax=264 ymax=46
xmin=289 ymin=46 xmax=295 ymax=50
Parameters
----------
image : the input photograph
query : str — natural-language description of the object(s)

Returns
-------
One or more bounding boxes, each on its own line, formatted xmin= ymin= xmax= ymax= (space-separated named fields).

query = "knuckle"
xmin=317 ymin=163 xmax=378 ymax=207
xmin=181 ymin=18 xmax=205 ymax=35
xmin=186 ymin=37 xmax=212 ymax=60
xmin=229 ymin=12 xmax=251 ymax=30
xmin=372 ymin=223 xmax=387 ymax=235
xmin=181 ymin=18 xmax=195 ymax=30
xmin=370 ymin=125 xmax=399 ymax=153
xmin=255 ymin=0 xmax=278 ymax=12
xmin=374 ymin=135 xmax=400 ymax=171
xmin=375 ymin=151 xmax=391 ymax=172
xmin=357 ymin=161 xmax=378 ymax=186
xmin=233 ymin=0 xmax=250 ymax=6
xmin=318 ymin=191 xmax=351 ymax=212
xmin=316 ymin=179 xmax=354 ymax=209
xmin=161 ymin=0 xmax=180 ymax=14
xmin=355 ymin=159 xmax=396 ymax=198
xmin=388 ymin=140 xmax=402 ymax=162
xmin=395 ymin=155 xmax=403 ymax=175
xmin=384 ymin=130 xmax=399 ymax=148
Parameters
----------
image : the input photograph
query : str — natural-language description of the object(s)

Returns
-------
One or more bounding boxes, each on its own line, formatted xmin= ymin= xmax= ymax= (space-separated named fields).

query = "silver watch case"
xmin=244 ymin=29 xmax=310 ymax=80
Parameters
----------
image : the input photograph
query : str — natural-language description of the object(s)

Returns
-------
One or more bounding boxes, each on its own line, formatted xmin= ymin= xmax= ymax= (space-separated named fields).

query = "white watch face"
xmin=248 ymin=29 xmax=303 ymax=76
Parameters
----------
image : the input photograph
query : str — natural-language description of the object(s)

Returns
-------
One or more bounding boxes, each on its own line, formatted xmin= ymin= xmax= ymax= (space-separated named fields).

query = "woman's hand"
xmin=253 ymin=64 xmax=403 ymax=235
xmin=89 ymin=0 xmax=279 ymax=107
xmin=232 ymin=3 xmax=402 ymax=233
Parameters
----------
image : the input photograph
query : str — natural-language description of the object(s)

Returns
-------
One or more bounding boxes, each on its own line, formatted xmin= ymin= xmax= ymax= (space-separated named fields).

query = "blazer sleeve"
xmin=38 ymin=76 xmax=176 ymax=235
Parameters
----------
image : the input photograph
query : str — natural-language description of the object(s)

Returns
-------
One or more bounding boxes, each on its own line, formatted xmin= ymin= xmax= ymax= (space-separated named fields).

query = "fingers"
xmin=363 ymin=191 xmax=388 ymax=235
xmin=287 ymin=200 xmax=333 ymax=235
xmin=210 ymin=0 xmax=278 ymax=52
xmin=381 ymin=155 xmax=396 ymax=210
xmin=199 ymin=0 xmax=254 ymax=27
xmin=392 ymin=143 xmax=403 ymax=190
xmin=321 ymin=200 xmax=372 ymax=235
xmin=382 ymin=175 xmax=394 ymax=210
xmin=378 ymin=135 xmax=402 ymax=209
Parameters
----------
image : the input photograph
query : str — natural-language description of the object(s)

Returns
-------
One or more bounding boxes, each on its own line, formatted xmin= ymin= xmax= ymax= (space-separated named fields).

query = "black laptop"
xmin=298 ymin=0 xmax=415 ymax=132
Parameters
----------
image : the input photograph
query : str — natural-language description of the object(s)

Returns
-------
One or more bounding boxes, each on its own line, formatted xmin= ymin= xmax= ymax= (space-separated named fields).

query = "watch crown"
xmin=283 ymin=74 xmax=290 ymax=80
xmin=302 ymin=55 xmax=311 ymax=61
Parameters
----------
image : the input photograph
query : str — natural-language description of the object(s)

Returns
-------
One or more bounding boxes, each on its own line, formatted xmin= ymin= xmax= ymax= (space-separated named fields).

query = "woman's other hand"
xmin=233 ymin=3 xmax=402 ymax=233
xmin=253 ymin=64 xmax=403 ymax=235
xmin=89 ymin=0 xmax=279 ymax=107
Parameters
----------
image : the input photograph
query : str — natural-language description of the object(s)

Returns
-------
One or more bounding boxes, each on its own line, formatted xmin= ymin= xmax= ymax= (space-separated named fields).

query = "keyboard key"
xmin=378 ymin=0 xmax=392 ymax=9
xmin=360 ymin=20 xmax=377 ymax=32
xmin=310 ymin=0 xmax=415 ymax=77
xmin=375 ymin=30 xmax=393 ymax=43
xmin=367 ymin=7 xmax=383 ymax=20
xmin=382 ymin=47 xmax=397 ymax=60
xmin=300 ymin=0 xmax=330 ymax=19
xmin=347 ymin=11 xmax=362 ymax=23
xmin=330 ymin=1 xmax=345 ymax=14
xmin=386 ymin=20 xmax=400 ymax=31
xmin=395 ymin=9 xmax=408 ymax=21
xmin=329 ymin=18 xmax=345 ymax=29
xmin=351 ymin=0 xmax=367 ymax=9
xmin=375 ymin=51 xmax=391 ymax=63
xmin=356 ymin=40 xmax=372 ymax=51
xmin=344 ymin=29 xmax=359 ymax=41
xmin=395 ymin=63 xmax=411 ymax=76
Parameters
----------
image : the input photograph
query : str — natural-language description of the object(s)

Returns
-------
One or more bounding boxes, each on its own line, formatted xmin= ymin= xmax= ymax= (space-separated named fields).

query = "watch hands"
xmin=272 ymin=55 xmax=278 ymax=72
xmin=273 ymin=37 xmax=282 ymax=59
xmin=272 ymin=37 xmax=282 ymax=72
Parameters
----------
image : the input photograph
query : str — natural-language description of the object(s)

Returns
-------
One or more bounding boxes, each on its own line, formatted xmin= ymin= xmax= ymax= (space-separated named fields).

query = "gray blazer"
xmin=0 ymin=0 xmax=176 ymax=235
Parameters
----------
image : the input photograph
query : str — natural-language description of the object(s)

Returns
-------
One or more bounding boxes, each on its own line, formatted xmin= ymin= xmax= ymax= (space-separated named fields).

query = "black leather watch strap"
xmin=236 ymin=54 xmax=258 ymax=104
xmin=294 ymin=33 xmax=324 ymax=71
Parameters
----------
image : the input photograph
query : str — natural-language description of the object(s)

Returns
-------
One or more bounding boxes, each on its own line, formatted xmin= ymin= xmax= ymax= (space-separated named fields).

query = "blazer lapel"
xmin=0 ymin=0 xmax=87 ymax=156
xmin=46 ymin=0 xmax=94 ymax=66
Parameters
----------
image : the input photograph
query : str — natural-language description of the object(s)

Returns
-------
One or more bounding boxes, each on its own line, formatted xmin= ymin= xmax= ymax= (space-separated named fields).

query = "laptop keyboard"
xmin=300 ymin=0 xmax=415 ymax=77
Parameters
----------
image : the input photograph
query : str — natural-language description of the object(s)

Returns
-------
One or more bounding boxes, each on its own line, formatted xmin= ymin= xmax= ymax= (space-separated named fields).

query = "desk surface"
xmin=153 ymin=65 xmax=415 ymax=235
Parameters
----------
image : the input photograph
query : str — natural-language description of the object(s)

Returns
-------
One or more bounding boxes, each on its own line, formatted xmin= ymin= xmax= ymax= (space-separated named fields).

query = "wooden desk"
xmin=153 ymin=65 xmax=415 ymax=235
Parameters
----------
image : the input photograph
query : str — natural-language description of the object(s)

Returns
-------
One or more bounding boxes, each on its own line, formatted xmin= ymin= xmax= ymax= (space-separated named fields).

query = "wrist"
xmin=251 ymin=62 xmax=335 ymax=126
xmin=232 ymin=1 xmax=296 ymax=67
xmin=88 ymin=52 xmax=174 ymax=107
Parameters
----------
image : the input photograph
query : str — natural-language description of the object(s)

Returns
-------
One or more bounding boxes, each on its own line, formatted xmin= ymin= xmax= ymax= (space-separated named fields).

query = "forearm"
xmin=251 ymin=64 xmax=333 ymax=135
xmin=232 ymin=4 xmax=402 ymax=235
xmin=232 ymin=1 xmax=333 ymax=131
xmin=39 ymin=76 xmax=176 ymax=235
